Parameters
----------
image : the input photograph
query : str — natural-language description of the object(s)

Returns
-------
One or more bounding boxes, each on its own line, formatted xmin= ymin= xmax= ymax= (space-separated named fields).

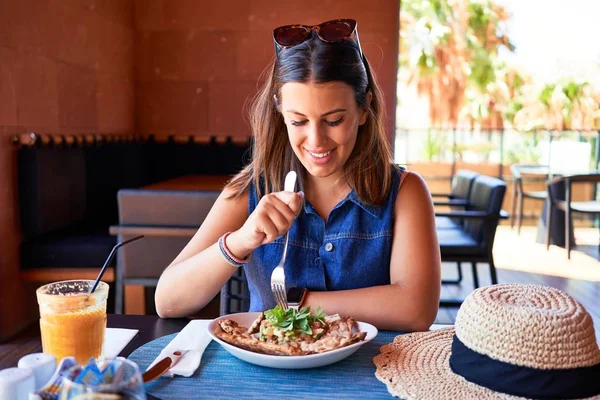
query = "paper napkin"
xmin=146 ymin=319 xmax=212 ymax=377
xmin=103 ymin=328 xmax=139 ymax=359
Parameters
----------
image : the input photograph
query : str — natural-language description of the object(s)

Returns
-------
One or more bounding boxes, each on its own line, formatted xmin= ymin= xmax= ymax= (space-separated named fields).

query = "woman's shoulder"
xmin=395 ymin=168 xmax=431 ymax=208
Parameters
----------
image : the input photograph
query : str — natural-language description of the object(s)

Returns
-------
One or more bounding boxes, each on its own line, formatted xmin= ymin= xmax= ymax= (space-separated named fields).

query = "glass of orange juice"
xmin=36 ymin=280 xmax=109 ymax=364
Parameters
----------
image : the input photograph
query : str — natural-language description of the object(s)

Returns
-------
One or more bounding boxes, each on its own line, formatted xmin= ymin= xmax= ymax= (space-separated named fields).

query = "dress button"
xmin=325 ymin=243 xmax=334 ymax=252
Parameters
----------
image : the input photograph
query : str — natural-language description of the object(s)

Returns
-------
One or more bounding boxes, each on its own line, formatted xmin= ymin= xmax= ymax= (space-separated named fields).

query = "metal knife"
xmin=142 ymin=350 xmax=188 ymax=383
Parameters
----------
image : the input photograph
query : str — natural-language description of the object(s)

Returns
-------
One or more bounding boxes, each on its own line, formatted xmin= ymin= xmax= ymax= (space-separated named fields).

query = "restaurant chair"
xmin=433 ymin=170 xmax=478 ymax=283
xmin=510 ymin=164 xmax=549 ymax=234
xmin=545 ymin=173 xmax=600 ymax=259
xmin=436 ymin=175 xmax=508 ymax=302
xmin=432 ymin=169 xmax=479 ymax=209
xmin=220 ymin=269 xmax=250 ymax=315
xmin=110 ymin=189 xmax=220 ymax=314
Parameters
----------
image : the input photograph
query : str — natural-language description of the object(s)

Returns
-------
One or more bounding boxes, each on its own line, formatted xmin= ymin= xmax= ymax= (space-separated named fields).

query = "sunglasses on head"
xmin=273 ymin=19 xmax=363 ymax=58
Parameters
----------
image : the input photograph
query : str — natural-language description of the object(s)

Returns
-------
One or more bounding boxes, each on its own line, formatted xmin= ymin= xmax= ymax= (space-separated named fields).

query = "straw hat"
xmin=374 ymin=284 xmax=600 ymax=399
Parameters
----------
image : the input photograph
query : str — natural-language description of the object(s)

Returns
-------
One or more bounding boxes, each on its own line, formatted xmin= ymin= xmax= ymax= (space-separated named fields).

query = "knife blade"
xmin=142 ymin=350 xmax=188 ymax=383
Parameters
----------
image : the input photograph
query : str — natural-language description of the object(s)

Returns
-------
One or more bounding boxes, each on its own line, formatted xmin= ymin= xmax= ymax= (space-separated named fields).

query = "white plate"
xmin=206 ymin=311 xmax=378 ymax=369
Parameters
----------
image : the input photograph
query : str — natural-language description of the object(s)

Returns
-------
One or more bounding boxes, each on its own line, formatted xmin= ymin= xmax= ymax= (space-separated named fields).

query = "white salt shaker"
xmin=0 ymin=367 xmax=35 ymax=400
xmin=17 ymin=353 xmax=56 ymax=391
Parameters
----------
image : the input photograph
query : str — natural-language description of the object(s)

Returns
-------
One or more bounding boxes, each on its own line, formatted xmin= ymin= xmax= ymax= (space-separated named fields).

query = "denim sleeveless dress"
xmin=244 ymin=167 xmax=405 ymax=312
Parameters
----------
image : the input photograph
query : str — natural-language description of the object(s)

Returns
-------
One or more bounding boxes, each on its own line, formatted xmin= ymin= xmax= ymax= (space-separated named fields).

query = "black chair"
xmin=220 ymin=269 xmax=251 ymax=315
xmin=432 ymin=169 xmax=479 ymax=209
xmin=433 ymin=170 xmax=478 ymax=283
xmin=436 ymin=175 xmax=508 ymax=299
xmin=545 ymin=173 xmax=600 ymax=259
xmin=510 ymin=164 xmax=549 ymax=234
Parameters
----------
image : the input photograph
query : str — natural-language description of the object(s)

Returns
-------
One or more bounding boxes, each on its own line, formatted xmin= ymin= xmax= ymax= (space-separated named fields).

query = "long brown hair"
xmin=226 ymin=34 xmax=396 ymax=206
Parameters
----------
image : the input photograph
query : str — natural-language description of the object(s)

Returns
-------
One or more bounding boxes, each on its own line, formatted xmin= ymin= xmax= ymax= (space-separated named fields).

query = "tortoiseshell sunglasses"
xmin=273 ymin=18 xmax=363 ymax=58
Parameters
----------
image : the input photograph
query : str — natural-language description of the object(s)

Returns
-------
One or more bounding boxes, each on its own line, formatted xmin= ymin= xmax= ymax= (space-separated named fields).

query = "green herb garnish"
xmin=264 ymin=305 xmax=327 ymax=336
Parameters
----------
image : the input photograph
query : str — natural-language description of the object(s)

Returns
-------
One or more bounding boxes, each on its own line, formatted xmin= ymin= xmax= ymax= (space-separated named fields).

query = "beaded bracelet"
xmin=218 ymin=232 xmax=250 ymax=268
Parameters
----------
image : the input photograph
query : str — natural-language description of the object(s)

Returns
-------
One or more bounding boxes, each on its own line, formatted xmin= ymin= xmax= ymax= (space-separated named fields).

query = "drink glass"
xmin=36 ymin=280 xmax=109 ymax=364
xmin=60 ymin=357 xmax=146 ymax=400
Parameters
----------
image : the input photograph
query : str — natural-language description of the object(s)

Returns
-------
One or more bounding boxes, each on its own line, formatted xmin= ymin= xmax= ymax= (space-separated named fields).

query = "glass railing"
xmin=394 ymin=128 xmax=600 ymax=178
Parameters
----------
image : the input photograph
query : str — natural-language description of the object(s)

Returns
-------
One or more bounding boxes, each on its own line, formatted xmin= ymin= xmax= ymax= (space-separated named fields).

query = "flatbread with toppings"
xmin=214 ymin=306 xmax=367 ymax=356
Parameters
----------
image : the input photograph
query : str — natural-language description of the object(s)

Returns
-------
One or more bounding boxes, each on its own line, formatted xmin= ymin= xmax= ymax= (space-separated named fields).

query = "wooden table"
xmin=141 ymin=174 xmax=231 ymax=191
xmin=0 ymin=315 xmax=189 ymax=400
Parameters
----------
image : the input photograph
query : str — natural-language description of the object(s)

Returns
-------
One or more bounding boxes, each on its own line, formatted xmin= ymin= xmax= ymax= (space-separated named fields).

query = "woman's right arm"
xmin=155 ymin=187 xmax=304 ymax=318
xmin=154 ymin=188 xmax=250 ymax=318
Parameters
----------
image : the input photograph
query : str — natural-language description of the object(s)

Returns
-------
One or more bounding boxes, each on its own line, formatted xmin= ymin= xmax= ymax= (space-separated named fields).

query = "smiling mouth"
xmin=306 ymin=149 xmax=333 ymax=158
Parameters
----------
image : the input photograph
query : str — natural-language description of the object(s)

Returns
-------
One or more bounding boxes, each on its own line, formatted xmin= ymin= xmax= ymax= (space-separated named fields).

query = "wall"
xmin=0 ymin=0 xmax=135 ymax=341
xmin=134 ymin=0 xmax=400 ymax=140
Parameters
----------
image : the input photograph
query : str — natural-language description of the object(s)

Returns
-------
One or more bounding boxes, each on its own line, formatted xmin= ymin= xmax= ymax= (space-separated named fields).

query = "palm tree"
xmin=400 ymin=0 xmax=468 ymax=128
xmin=400 ymin=0 xmax=517 ymax=130
xmin=462 ymin=60 xmax=527 ymax=130
xmin=462 ymin=0 xmax=517 ymax=130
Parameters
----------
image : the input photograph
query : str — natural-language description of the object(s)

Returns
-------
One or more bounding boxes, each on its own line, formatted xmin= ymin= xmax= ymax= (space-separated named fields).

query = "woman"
xmin=155 ymin=19 xmax=441 ymax=331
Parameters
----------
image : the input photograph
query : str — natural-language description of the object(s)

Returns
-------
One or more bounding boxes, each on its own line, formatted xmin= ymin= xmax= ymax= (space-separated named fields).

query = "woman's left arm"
xmin=303 ymin=172 xmax=441 ymax=331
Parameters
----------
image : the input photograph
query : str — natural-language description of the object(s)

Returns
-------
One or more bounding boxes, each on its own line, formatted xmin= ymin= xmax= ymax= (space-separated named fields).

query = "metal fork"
xmin=270 ymin=170 xmax=297 ymax=310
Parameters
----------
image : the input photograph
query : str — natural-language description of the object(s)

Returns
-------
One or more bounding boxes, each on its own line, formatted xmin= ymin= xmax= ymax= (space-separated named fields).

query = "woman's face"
xmin=280 ymin=81 xmax=368 ymax=182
